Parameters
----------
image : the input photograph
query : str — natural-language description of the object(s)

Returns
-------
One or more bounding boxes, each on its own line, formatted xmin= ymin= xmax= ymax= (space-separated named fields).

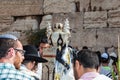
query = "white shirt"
xmin=36 ymin=63 xmax=42 ymax=80
xmin=93 ymin=74 xmax=112 ymax=80
xmin=36 ymin=52 xmax=42 ymax=80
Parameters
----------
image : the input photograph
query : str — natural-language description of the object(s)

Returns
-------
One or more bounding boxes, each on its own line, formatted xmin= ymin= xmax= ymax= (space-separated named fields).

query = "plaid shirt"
xmin=0 ymin=63 xmax=35 ymax=80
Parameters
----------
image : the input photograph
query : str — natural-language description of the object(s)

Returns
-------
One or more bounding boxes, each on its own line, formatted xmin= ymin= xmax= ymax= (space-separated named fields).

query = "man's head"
xmin=73 ymin=49 xmax=99 ymax=80
xmin=101 ymin=52 xmax=110 ymax=64
xmin=0 ymin=34 xmax=24 ymax=69
xmin=39 ymin=38 xmax=50 ymax=57
xmin=23 ymin=45 xmax=48 ymax=71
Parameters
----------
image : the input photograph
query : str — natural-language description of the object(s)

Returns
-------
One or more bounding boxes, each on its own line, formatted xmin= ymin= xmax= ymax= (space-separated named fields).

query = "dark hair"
xmin=40 ymin=38 xmax=49 ymax=44
xmin=75 ymin=49 xmax=99 ymax=69
xmin=22 ymin=60 xmax=35 ymax=65
xmin=95 ymin=51 xmax=101 ymax=65
xmin=36 ymin=38 xmax=49 ymax=49
xmin=0 ymin=38 xmax=18 ymax=59
xmin=94 ymin=51 xmax=101 ymax=70
xmin=82 ymin=46 xmax=88 ymax=49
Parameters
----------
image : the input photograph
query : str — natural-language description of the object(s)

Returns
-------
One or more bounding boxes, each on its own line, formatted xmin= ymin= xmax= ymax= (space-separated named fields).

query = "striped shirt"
xmin=0 ymin=63 xmax=35 ymax=80
xmin=99 ymin=66 xmax=112 ymax=79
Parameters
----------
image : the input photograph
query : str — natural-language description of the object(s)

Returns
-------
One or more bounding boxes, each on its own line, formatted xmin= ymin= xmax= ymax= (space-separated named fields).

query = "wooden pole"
xmin=118 ymin=35 xmax=120 ymax=79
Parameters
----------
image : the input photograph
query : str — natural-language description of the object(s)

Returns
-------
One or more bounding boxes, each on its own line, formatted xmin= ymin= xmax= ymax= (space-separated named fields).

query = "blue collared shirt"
xmin=0 ymin=63 xmax=35 ymax=80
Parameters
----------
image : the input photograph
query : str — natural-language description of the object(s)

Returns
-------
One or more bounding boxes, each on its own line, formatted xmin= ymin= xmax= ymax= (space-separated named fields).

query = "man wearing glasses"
xmin=0 ymin=34 xmax=35 ymax=80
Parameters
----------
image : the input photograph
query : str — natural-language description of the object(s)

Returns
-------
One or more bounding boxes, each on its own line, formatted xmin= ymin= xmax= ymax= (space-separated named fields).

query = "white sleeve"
xmin=36 ymin=63 xmax=42 ymax=80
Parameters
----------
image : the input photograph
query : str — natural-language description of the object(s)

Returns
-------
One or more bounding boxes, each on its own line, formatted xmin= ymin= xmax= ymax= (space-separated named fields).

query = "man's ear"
xmin=75 ymin=60 xmax=81 ymax=69
xmin=6 ymin=48 xmax=15 ymax=58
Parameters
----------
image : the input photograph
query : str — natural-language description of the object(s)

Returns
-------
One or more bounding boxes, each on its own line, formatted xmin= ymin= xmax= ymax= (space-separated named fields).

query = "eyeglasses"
xmin=14 ymin=48 xmax=25 ymax=56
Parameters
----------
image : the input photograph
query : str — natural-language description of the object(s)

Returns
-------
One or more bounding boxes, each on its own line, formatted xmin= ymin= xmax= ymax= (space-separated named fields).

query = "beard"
xmin=14 ymin=61 xmax=21 ymax=69
xmin=14 ymin=55 xmax=23 ymax=70
xmin=14 ymin=51 xmax=24 ymax=70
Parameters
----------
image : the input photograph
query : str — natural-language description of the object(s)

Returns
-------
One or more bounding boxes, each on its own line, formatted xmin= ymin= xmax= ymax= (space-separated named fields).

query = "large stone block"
xmin=44 ymin=0 xmax=75 ymax=14
xmin=52 ymin=12 xmax=83 ymax=29
xmin=84 ymin=11 xmax=107 ymax=29
xmin=0 ymin=16 xmax=13 ymax=32
xmin=0 ymin=16 xmax=13 ymax=24
xmin=95 ymin=28 xmax=120 ymax=51
xmin=91 ymin=0 xmax=120 ymax=11
xmin=108 ymin=8 xmax=120 ymax=27
xmin=0 ymin=24 xmax=11 ymax=33
xmin=79 ymin=0 xmax=90 ymax=12
xmin=78 ymin=0 xmax=120 ymax=12
xmin=71 ymin=28 xmax=120 ymax=52
xmin=11 ymin=18 xmax=38 ymax=31
xmin=71 ymin=29 xmax=96 ymax=50
xmin=0 ymin=0 xmax=43 ymax=16
xmin=40 ymin=15 xmax=52 ymax=29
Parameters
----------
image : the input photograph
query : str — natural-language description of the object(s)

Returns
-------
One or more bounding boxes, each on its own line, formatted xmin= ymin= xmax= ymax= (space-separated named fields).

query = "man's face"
xmin=27 ymin=61 xmax=36 ymax=71
xmin=31 ymin=61 xmax=38 ymax=72
xmin=39 ymin=43 xmax=50 ymax=57
xmin=14 ymin=40 xmax=24 ymax=69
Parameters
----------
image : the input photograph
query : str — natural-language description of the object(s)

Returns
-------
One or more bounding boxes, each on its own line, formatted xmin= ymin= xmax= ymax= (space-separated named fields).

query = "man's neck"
xmin=83 ymin=68 xmax=97 ymax=73
xmin=102 ymin=63 xmax=108 ymax=66
xmin=0 ymin=58 xmax=13 ymax=64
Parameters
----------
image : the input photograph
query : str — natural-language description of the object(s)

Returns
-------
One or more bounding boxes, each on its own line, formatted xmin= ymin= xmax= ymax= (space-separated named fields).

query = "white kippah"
xmin=0 ymin=34 xmax=18 ymax=40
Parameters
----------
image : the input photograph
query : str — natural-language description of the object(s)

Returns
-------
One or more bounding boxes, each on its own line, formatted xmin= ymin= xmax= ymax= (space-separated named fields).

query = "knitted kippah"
xmin=0 ymin=34 xmax=18 ymax=40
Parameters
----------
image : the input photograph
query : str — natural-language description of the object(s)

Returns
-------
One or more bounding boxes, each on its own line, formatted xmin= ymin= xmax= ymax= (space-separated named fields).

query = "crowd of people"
xmin=0 ymin=33 xmax=118 ymax=80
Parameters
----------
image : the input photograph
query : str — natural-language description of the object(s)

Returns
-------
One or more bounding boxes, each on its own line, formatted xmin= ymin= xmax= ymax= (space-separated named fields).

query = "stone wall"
xmin=0 ymin=0 xmax=43 ymax=16
xmin=0 ymin=0 xmax=120 ymax=80
xmin=0 ymin=0 xmax=120 ymax=50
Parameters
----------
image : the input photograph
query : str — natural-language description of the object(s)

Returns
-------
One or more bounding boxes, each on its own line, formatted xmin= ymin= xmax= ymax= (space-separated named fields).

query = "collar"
xmin=20 ymin=64 xmax=28 ymax=70
xmin=80 ymin=72 xmax=99 ymax=80
xmin=0 ymin=63 xmax=15 ymax=69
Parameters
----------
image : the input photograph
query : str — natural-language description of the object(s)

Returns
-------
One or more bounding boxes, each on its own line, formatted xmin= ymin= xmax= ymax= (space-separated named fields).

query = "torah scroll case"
xmin=46 ymin=19 xmax=75 ymax=80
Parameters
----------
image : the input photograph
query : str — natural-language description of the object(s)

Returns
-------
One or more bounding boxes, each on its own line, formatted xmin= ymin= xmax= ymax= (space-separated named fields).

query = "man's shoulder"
xmin=0 ymin=68 xmax=35 ymax=80
xmin=13 ymin=69 xmax=35 ymax=80
xmin=93 ymin=74 xmax=112 ymax=80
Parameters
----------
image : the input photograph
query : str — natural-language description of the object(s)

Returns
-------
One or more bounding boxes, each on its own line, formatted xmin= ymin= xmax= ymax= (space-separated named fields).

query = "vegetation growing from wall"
xmin=27 ymin=28 xmax=47 ymax=47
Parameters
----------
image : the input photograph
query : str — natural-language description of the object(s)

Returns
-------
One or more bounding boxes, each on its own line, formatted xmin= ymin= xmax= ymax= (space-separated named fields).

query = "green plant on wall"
xmin=27 ymin=28 xmax=47 ymax=47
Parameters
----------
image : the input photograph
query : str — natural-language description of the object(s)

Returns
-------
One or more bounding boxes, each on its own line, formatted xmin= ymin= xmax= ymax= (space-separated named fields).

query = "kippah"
xmin=0 ymin=34 xmax=18 ymax=40
xmin=101 ymin=52 xmax=109 ymax=59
